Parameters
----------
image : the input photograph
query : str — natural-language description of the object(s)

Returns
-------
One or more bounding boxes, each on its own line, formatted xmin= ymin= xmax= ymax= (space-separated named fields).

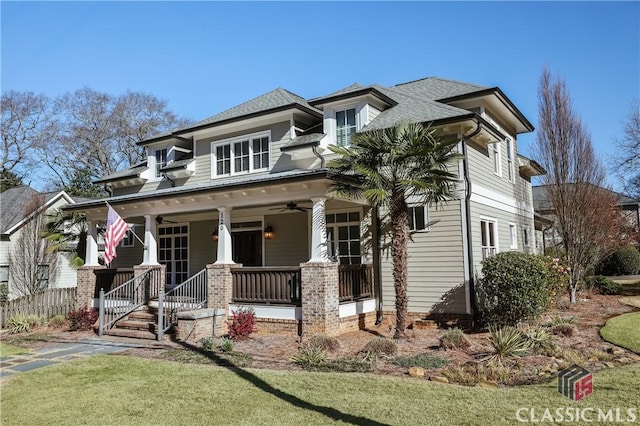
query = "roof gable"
xmin=0 ymin=186 xmax=76 ymax=234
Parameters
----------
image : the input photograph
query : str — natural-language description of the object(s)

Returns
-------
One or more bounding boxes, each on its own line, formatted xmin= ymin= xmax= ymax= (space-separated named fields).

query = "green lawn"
xmin=0 ymin=342 xmax=28 ymax=359
xmin=600 ymin=311 xmax=640 ymax=354
xmin=1 ymin=355 xmax=639 ymax=425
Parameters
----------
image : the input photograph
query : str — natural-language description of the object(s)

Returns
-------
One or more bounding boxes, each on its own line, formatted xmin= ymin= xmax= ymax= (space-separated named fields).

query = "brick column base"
xmin=300 ymin=261 xmax=340 ymax=336
xmin=76 ymin=266 xmax=105 ymax=309
xmin=206 ymin=263 xmax=237 ymax=337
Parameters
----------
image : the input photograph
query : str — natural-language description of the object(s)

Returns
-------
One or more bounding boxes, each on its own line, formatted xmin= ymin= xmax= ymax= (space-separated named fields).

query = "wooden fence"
xmin=0 ymin=287 xmax=77 ymax=328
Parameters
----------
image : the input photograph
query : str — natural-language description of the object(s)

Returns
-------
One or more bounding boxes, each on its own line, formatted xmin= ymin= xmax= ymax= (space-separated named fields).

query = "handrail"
xmin=157 ymin=268 xmax=208 ymax=341
xmin=232 ymin=267 xmax=301 ymax=305
xmin=98 ymin=267 xmax=163 ymax=335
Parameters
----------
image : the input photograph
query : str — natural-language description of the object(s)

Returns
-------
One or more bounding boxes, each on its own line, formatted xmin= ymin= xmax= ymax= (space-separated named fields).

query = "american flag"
xmin=104 ymin=205 xmax=129 ymax=265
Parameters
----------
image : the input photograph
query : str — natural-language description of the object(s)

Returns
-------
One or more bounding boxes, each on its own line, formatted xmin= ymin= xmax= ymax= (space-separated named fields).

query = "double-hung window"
xmin=326 ymin=212 xmax=361 ymax=265
xmin=490 ymin=142 xmax=501 ymax=176
xmin=480 ymin=218 xmax=498 ymax=259
xmin=36 ymin=265 xmax=49 ymax=291
xmin=155 ymin=148 xmax=168 ymax=178
xmin=336 ymin=108 xmax=356 ymax=147
xmin=212 ymin=132 xmax=270 ymax=177
xmin=509 ymin=223 xmax=518 ymax=249
xmin=408 ymin=205 xmax=429 ymax=231
xmin=506 ymin=138 xmax=514 ymax=182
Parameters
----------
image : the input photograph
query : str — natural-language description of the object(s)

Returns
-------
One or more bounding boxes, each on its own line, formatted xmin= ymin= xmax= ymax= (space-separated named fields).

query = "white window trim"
xmin=210 ymin=130 xmax=271 ymax=178
xmin=408 ymin=204 xmax=430 ymax=232
xmin=509 ymin=222 xmax=518 ymax=249
xmin=148 ymin=147 xmax=173 ymax=181
xmin=480 ymin=216 xmax=499 ymax=259
xmin=523 ymin=226 xmax=531 ymax=248
xmin=334 ymin=106 xmax=358 ymax=147
xmin=324 ymin=210 xmax=362 ymax=264
xmin=506 ymin=137 xmax=515 ymax=183
xmin=158 ymin=222 xmax=190 ymax=286
xmin=490 ymin=141 xmax=502 ymax=177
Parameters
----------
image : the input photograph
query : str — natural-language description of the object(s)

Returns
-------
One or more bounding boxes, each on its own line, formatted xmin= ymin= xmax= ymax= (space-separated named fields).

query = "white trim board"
xmin=471 ymin=184 xmax=534 ymax=218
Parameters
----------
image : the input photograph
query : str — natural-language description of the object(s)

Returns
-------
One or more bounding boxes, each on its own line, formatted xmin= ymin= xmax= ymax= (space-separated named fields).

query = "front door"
xmin=158 ymin=224 xmax=189 ymax=287
xmin=232 ymin=230 xmax=262 ymax=266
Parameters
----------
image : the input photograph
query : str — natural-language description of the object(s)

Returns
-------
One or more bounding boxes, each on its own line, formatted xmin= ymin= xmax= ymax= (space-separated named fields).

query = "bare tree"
xmin=1 ymin=91 xmax=53 ymax=179
xmin=8 ymin=195 xmax=59 ymax=297
xmin=40 ymin=88 xmax=191 ymax=190
xmin=612 ymin=101 xmax=640 ymax=199
xmin=534 ymin=68 xmax=628 ymax=302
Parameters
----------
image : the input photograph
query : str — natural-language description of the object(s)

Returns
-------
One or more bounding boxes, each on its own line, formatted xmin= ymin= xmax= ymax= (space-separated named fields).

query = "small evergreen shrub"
xmin=393 ymin=353 xmax=449 ymax=369
xmin=477 ymin=252 xmax=555 ymax=326
xmin=291 ymin=346 xmax=327 ymax=368
xmin=47 ymin=314 xmax=68 ymax=329
xmin=227 ymin=307 xmax=256 ymax=341
xmin=596 ymin=246 xmax=640 ymax=276
xmin=67 ymin=306 xmax=98 ymax=331
xmin=202 ymin=337 xmax=216 ymax=352
xmin=306 ymin=333 xmax=340 ymax=352
xmin=520 ymin=325 xmax=555 ymax=354
xmin=583 ymin=276 xmax=623 ymax=295
xmin=439 ymin=328 xmax=471 ymax=350
xmin=485 ymin=326 xmax=529 ymax=363
xmin=219 ymin=337 xmax=234 ymax=353
xmin=362 ymin=337 xmax=397 ymax=356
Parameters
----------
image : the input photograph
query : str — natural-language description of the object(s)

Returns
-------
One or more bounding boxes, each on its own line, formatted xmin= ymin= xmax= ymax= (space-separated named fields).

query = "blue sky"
xmin=2 ymin=1 xmax=639 ymax=191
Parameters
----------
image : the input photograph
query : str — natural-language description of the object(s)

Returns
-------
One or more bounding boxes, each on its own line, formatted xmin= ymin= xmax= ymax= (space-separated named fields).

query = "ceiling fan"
xmin=156 ymin=216 xmax=178 ymax=224
xmin=269 ymin=202 xmax=311 ymax=213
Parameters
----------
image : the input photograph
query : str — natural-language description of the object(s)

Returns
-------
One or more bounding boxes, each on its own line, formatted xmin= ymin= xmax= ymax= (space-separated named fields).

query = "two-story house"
xmin=68 ymin=76 xmax=543 ymax=340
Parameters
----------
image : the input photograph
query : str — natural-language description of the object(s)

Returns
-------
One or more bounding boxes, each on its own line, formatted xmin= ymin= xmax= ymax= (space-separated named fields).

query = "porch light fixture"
xmin=211 ymin=230 xmax=219 ymax=242
xmin=264 ymin=225 xmax=274 ymax=240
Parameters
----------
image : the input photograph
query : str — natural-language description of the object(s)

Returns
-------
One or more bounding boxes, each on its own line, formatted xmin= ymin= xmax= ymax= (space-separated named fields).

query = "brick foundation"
xmin=76 ymin=266 xmax=105 ymax=308
xmin=253 ymin=318 xmax=301 ymax=336
xmin=300 ymin=262 xmax=340 ymax=336
xmin=338 ymin=311 xmax=378 ymax=334
xmin=380 ymin=310 xmax=473 ymax=330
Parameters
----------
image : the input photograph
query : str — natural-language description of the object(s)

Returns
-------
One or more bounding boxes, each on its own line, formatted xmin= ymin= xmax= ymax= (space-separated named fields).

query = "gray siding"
xmin=190 ymin=220 xmax=217 ymax=272
xmin=264 ymin=212 xmax=309 ymax=266
xmin=380 ymin=201 xmax=467 ymax=314
xmin=110 ymin=224 xmax=144 ymax=269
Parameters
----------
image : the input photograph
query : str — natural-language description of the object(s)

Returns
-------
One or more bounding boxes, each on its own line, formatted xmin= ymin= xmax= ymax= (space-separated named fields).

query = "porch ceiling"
xmin=69 ymin=170 xmax=368 ymax=221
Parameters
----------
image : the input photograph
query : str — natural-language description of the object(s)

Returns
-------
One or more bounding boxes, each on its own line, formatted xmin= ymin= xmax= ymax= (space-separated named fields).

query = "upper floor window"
xmin=155 ymin=148 xmax=168 ymax=178
xmin=212 ymin=132 xmax=270 ymax=178
xmin=336 ymin=108 xmax=356 ymax=147
xmin=509 ymin=223 xmax=517 ymax=249
xmin=490 ymin=142 xmax=501 ymax=176
xmin=506 ymin=138 xmax=514 ymax=182
xmin=408 ymin=205 xmax=429 ymax=231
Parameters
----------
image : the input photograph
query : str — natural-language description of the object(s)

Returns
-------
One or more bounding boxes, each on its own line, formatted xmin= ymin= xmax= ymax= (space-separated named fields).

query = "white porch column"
xmin=141 ymin=214 xmax=159 ymax=265
xmin=84 ymin=220 xmax=100 ymax=266
xmin=309 ymin=197 xmax=329 ymax=262
xmin=215 ymin=206 xmax=235 ymax=264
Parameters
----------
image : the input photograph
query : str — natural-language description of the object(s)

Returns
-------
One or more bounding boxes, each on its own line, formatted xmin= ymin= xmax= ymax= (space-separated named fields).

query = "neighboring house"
xmin=532 ymin=184 xmax=640 ymax=252
xmin=67 ymin=76 xmax=542 ymax=338
xmin=0 ymin=186 xmax=88 ymax=299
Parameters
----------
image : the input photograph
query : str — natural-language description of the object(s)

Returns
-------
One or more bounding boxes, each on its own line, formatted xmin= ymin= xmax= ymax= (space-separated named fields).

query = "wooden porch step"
xmin=127 ymin=311 xmax=157 ymax=322
xmin=103 ymin=328 xmax=158 ymax=340
xmin=116 ymin=319 xmax=155 ymax=331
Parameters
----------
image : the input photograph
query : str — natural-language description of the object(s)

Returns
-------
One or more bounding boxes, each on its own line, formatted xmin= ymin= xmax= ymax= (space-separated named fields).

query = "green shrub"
xmin=583 ymin=275 xmax=623 ymax=295
xmin=520 ymin=325 xmax=555 ymax=354
xmin=596 ymin=246 xmax=640 ymax=276
xmin=439 ymin=328 xmax=471 ymax=350
xmin=485 ymin=326 xmax=529 ymax=363
xmin=477 ymin=252 xmax=555 ymax=326
xmin=291 ymin=346 xmax=327 ymax=368
xmin=362 ymin=337 xmax=397 ymax=356
xmin=47 ymin=314 xmax=68 ymax=329
xmin=393 ymin=353 xmax=449 ymax=369
xmin=219 ymin=337 xmax=234 ymax=353
xmin=7 ymin=314 xmax=41 ymax=334
xmin=202 ymin=337 xmax=216 ymax=352
xmin=547 ymin=315 xmax=575 ymax=326
xmin=306 ymin=333 xmax=340 ymax=352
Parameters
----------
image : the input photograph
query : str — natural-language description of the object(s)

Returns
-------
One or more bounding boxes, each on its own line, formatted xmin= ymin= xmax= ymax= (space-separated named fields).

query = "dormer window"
xmin=211 ymin=131 xmax=271 ymax=178
xmin=155 ymin=148 xmax=168 ymax=178
xmin=336 ymin=108 xmax=356 ymax=147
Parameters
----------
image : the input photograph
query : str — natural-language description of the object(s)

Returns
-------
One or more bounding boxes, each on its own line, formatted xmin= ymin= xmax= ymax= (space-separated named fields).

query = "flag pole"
xmin=104 ymin=201 xmax=147 ymax=248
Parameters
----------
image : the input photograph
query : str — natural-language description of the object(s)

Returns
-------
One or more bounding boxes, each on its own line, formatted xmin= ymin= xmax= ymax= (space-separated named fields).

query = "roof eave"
xmin=309 ymin=88 xmax=398 ymax=108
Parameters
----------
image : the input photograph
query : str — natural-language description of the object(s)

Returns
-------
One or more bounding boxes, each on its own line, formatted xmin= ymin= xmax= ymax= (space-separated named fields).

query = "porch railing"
xmin=94 ymin=269 xmax=135 ymax=298
xmin=232 ymin=267 xmax=301 ymax=305
xmin=338 ymin=264 xmax=374 ymax=302
xmin=98 ymin=267 xmax=163 ymax=335
xmin=157 ymin=268 xmax=208 ymax=341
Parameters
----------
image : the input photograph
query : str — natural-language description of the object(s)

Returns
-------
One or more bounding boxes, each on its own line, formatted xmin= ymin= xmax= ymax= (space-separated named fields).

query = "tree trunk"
xmin=569 ymin=285 xmax=577 ymax=303
xmin=390 ymin=197 xmax=410 ymax=339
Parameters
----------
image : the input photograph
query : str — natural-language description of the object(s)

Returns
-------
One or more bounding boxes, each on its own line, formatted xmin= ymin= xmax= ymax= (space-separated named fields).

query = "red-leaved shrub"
xmin=227 ymin=307 xmax=256 ymax=341
xmin=67 ymin=306 xmax=98 ymax=331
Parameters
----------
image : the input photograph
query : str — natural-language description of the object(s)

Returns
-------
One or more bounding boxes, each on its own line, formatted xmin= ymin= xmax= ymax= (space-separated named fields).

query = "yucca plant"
xmin=291 ymin=346 xmax=327 ymax=368
xmin=520 ymin=325 xmax=555 ymax=354
xmin=484 ymin=326 xmax=530 ymax=364
xmin=219 ymin=336 xmax=234 ymax=353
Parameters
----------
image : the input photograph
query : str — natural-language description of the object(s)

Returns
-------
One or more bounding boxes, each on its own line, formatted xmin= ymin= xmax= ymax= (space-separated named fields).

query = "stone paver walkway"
xmin=0 ymin=338 xmax=146 ymax=379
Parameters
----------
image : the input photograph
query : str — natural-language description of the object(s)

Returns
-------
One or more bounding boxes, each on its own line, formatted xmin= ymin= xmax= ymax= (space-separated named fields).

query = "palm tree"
xmin=329 ymin=121 xmax=462 ymax=338
xmin=42 ymin=209 xmax=88 ymax=268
